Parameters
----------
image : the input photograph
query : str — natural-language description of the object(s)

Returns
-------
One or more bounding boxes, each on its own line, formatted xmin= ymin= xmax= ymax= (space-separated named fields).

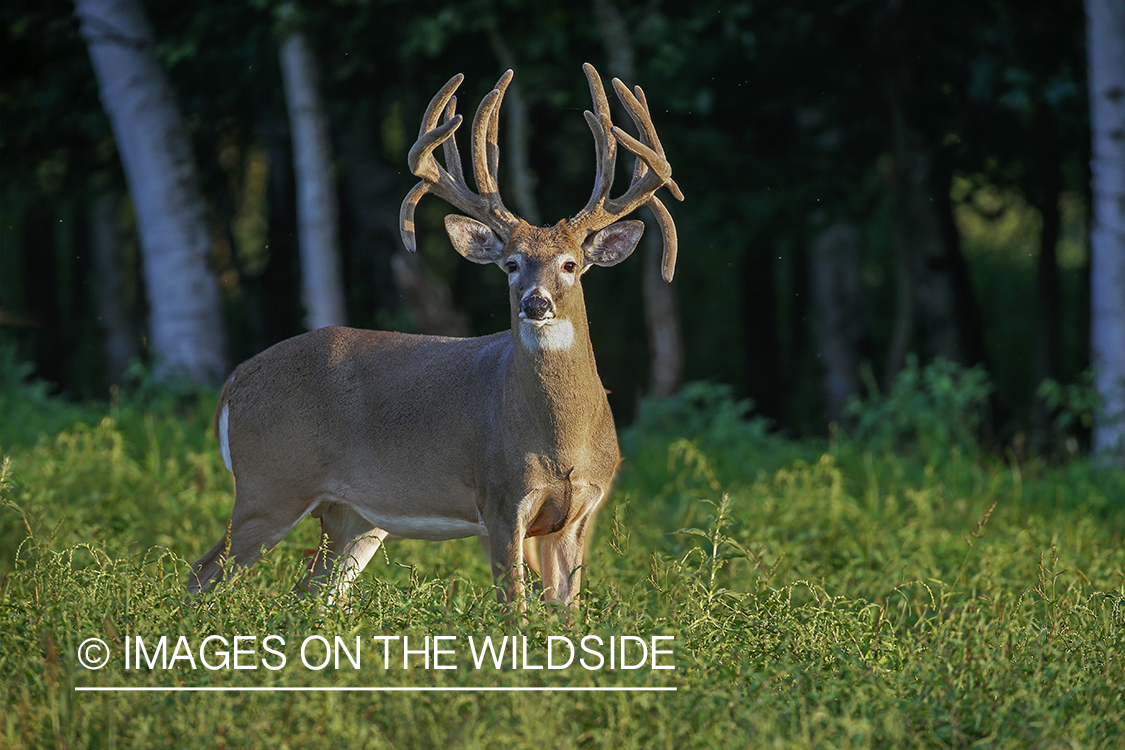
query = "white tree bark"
xmin=278 ymin=4 xmax=347 ymax=330
xmin=75 ymin=0 xmax=228 ymax=386
xmin=1086 ymin=0 xmax=1125 ymax=460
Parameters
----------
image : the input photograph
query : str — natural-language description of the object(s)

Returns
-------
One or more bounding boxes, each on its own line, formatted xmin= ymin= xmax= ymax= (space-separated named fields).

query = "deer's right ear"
xmin=445 ymin=215 xmax=505 ymax=264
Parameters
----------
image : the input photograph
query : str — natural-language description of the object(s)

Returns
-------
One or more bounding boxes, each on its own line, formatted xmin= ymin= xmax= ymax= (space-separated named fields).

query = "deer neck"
xmin=506 ymin=289 xmax=606 ymax=440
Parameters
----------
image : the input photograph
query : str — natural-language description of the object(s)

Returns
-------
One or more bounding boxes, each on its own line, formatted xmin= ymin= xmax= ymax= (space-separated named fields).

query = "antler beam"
xmin=570 ymin=63 xmax=684 ymax=282
xmin=399 ymin=71 xmax=521 ymax=252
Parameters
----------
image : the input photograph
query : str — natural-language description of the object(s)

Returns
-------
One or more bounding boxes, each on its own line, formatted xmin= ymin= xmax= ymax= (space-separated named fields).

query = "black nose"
xmin=520 ymin=294 xmax=553 ymax=320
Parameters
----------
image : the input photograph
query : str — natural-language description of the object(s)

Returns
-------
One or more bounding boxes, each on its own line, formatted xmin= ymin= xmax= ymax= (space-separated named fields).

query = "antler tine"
xmin=614 ymin=84 xmax=680 ymax=280
xmin=486 ymin=70 xmax=512 ymax=181
xmin=646 ymin=195 xmax=679 ymax=282
xmin=471 ymin=71 xmax=514 ymax=199
xmin=407 ymin=74 xmax=464 ymax=183
xmin=400 ymin=76 xmax=484 ymax=251
xmin=401 ymin=78 xmax=464 ymax=252
xmin=400 ymin=71 xmax=522 ymax=250
xmin=399 ymin=181 xmax=429 ymax=253
xmin=406 ymin=114 xmax=462 ymax=184
xmin=604 ymin=77 xmax=678 ymax=214
xmin=422 ymin=73 xmax=463 ymax=134
xmin=579 ymin=63 xmax=617 ymax=215
xmin=619 ymin=85 xmax=680 ymax=201
xmin=441 ymin=96 xmax=465 ymax=187
xmin=583 ymin=111 xmax=615 ymax=203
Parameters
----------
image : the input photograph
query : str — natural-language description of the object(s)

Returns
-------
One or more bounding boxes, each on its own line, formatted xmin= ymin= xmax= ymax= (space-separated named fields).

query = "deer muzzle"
xmin=519 ymin=291 xmax=555 ymax=322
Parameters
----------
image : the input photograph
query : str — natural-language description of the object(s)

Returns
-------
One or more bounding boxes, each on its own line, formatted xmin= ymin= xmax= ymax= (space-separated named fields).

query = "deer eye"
xmin=505 ymin=260 xmax=519 ymax=273
xmin=562 ymin=260 xmax=578 ymax=273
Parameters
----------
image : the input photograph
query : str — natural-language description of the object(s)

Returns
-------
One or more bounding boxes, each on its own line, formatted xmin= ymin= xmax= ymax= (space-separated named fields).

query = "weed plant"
xmin=1 ymin=359 xmax=1123 ymax=748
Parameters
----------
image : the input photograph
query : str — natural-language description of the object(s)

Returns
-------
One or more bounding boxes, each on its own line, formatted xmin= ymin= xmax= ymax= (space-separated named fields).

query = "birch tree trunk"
xmin=277 ymin=3 xmax=347 ymax=330
xmin=1086 ymin=0 xmax=1125 ymax=461
xmin=75 ymin=0 xmax=227 ymax=386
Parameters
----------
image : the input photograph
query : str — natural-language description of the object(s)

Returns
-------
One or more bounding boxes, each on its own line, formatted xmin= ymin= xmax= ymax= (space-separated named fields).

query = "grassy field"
xmin=1 ymin=370 xmax=1123 ymax=749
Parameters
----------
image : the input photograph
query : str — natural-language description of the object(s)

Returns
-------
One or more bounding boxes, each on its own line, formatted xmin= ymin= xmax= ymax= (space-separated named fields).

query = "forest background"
xmin=1 ymin=0 xmax=1123 ymax=457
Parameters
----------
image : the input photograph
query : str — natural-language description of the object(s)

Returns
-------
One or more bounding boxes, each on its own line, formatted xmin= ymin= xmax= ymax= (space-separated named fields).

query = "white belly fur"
xmin=351 ymin=507 xmax=488 ymax=541
xmin=317 ymin=479 xmax=488 ymax=541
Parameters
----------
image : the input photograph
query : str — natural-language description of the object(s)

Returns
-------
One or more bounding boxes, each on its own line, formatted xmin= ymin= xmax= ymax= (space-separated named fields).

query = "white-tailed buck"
xmin=188 ymin=63 xmax=682 ymax=608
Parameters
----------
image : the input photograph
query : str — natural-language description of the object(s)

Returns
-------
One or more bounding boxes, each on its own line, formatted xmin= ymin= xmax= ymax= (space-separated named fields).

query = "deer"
xmin=187 ymin=63 xmax=682 ymax=610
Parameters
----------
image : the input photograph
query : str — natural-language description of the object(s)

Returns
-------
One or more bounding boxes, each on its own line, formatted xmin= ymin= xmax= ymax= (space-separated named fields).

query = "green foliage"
xmin=621 ymin=382 xmax=804 ymax=501
xmin=0 ymin=341 xmax=100 ymax=450
xmin=0 ymin=346 xmax=220 ymax=576
xmin=1038 ymin=369 xmax=1107 ymax=457
xmin=627 ymin=382 xmax=769 ymax=445
xmin=843 ymin=355 xmax=995 ymax=461
xmin=3 ymin=380 xmax=1123 ymax=747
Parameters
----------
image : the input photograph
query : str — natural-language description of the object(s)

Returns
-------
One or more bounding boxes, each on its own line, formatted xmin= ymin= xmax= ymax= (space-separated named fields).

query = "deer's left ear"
xmin=583 ymin=220 xmax=644 ymax=268
xmin=445 ymin=215 xmax=505 ymax=264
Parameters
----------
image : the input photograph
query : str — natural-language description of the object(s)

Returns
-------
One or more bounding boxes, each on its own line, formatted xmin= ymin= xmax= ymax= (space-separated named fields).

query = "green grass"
xmin=1 ymin=380 xmax=1123 ymax=748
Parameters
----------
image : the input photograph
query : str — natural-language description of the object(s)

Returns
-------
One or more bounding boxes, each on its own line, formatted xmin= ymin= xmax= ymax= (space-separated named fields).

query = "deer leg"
xmin=299 ymin=504 xmax=388 ymax=605
xmin=538 ymin=529 xmax=585 ymax=608
xmin=523 ymin=537 xmax=542 ymax=578
xmin=477 ymin=536 xmax=542 ymax=595
xmin=188 ymin=536 xmax=232 ymax=595
xmin=487 ymin=521 xmax=527 ymax=608
xmin=188 ymin=486 xmax=310 ymax=595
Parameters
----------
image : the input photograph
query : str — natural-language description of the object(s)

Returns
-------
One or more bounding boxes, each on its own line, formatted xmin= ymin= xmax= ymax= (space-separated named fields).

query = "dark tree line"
xmin=1 ymin=0 xmax=1120 ymax=457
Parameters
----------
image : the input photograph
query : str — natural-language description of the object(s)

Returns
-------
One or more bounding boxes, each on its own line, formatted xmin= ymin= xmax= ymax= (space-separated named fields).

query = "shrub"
xmin=843 ymin=354 xmax=994 ymax=461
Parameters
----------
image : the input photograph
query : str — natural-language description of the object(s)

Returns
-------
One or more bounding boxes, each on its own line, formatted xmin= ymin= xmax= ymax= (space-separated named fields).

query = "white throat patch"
xmin=520 ymin=318 xmax=575 ymax=352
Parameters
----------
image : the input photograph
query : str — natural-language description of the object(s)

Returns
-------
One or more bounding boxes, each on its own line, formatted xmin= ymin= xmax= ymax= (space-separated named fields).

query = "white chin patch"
xmin=520 ymin=318 xmax=575 ymax=352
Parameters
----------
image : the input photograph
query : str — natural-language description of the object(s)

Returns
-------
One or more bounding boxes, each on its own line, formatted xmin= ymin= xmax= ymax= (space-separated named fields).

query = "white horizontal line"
xmin=75 ymin=686 xmax=677 ymax=693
